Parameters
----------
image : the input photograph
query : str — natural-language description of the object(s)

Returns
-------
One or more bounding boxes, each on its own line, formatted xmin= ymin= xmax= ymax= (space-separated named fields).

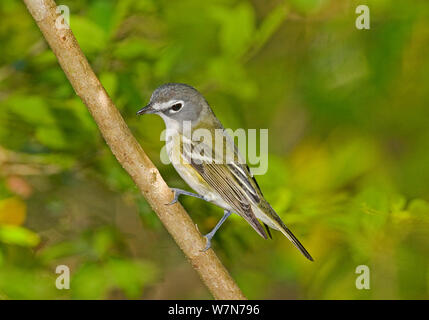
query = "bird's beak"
xmin=137 ymin=102 xmax=156 ymax=116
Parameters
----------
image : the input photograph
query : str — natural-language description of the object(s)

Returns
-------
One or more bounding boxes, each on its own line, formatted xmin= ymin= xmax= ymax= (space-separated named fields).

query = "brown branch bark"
xmin=23 ymin=0 xmax=245 ymax=300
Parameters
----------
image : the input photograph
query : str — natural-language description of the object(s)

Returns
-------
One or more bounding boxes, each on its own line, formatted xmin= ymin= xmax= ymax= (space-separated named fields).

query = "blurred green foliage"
xmin=0 ymin=0 xmax=428 ymax=299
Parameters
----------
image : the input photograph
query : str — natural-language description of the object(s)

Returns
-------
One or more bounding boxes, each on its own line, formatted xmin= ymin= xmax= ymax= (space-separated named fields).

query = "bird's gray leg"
xmin=202 ymin=210 xmax=232 ymax=252
xmin=167 ymin=188 xmax=207 ymax=205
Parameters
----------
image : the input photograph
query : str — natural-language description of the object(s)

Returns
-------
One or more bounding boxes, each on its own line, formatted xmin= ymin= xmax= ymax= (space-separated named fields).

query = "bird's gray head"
xmin=137 ymin=83 xmax=212 ymax=131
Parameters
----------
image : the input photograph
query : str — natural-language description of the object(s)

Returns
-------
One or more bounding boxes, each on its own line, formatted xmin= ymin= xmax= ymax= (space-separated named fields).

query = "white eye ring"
xmin=169 ymin=102 xmax=183 ymax=113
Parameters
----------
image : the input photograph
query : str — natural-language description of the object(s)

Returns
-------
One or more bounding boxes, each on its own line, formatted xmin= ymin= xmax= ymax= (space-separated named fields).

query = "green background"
xmin=0 ymin=0 xmax=428 ymax=299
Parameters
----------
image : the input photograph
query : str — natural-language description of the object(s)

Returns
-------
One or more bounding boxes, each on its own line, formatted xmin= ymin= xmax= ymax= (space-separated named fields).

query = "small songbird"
xmin=137 ymin=83 xmax=313 ymax=261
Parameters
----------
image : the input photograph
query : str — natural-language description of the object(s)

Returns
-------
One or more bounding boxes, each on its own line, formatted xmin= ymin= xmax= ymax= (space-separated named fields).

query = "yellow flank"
xmin=168 ymin=132 xmax=211 ymax=191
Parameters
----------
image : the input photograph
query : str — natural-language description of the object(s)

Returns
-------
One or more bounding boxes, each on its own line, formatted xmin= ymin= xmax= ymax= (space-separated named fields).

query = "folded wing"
xmin=181 ymin=135 xmax=268 ymax=239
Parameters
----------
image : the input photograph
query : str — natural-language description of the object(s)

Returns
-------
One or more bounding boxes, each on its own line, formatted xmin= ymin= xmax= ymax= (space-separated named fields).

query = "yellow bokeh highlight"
xmin=0 ymin=197 xmax=27 ymax=226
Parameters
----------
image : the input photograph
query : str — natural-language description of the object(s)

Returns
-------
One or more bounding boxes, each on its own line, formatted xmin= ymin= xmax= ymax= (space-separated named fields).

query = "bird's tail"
xmin=276 ymin=221 xmax=314 ymax=261
xmin=257 ymin=201 xmax=314 ymax=261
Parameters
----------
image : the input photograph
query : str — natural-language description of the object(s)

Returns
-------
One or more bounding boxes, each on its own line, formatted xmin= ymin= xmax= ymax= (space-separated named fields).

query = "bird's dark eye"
xmin=171 ymin=103 xmax=183 ymax=112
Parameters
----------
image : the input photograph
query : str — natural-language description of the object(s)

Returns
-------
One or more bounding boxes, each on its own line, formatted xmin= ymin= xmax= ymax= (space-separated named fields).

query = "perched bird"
xmin=137 ymin=83 xmax=313 ymax=261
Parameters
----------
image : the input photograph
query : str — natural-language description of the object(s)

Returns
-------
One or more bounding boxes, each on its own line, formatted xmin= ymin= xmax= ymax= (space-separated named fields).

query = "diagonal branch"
xmin=23 ymin=0 xmax=245 ymax=300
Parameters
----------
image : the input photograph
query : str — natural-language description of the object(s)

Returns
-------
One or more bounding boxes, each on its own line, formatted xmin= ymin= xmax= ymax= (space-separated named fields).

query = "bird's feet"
xmin=200 ymin=210 xmax=231 ymax=252
xmin=166 ymin=188 xmax=206 ymax=205
xmin=166 ymin=188 xmax=180 ymax=205
xmin=201 ymin=233 xmax=214 ymax=252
